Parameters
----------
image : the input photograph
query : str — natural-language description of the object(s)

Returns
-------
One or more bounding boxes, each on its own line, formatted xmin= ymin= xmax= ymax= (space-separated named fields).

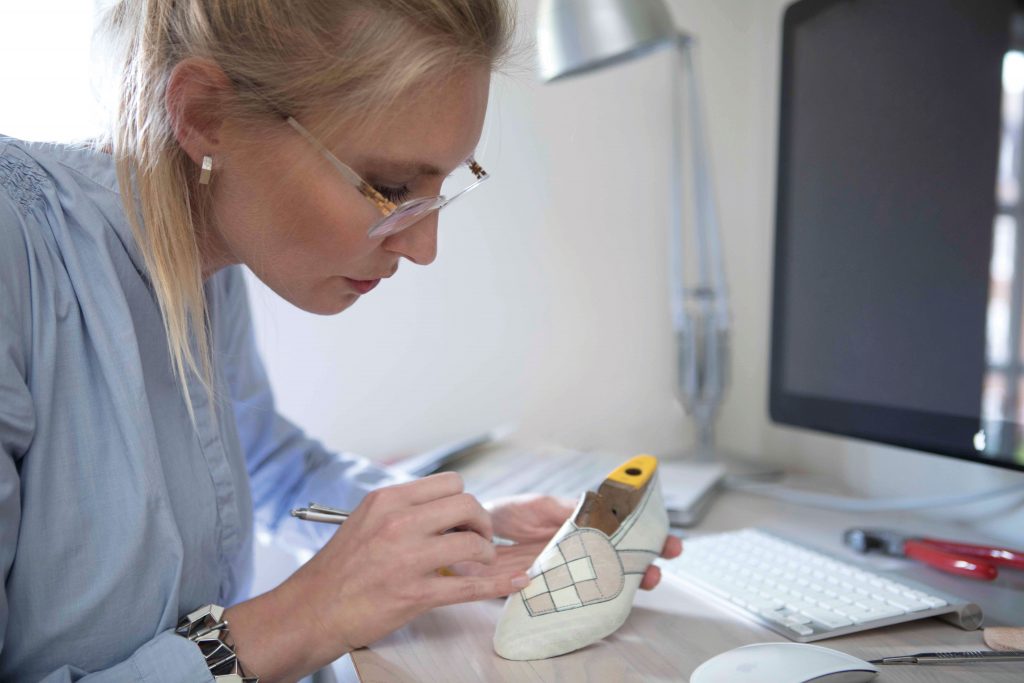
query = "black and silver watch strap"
xmin=176 ymin=604 xmax=258 ymax=682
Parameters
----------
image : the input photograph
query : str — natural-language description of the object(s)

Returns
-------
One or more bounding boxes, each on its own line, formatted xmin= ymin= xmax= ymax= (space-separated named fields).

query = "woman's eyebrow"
xmin=361 ymin=157 xmax=445 ymax=178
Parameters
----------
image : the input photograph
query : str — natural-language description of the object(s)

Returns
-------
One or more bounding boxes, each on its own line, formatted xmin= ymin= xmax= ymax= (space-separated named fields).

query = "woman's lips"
xmin=346 ymin=277 xmax=381 ymax=294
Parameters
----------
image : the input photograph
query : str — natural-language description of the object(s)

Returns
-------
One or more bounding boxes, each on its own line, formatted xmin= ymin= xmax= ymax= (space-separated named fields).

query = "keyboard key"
xmin=799 ymin=607 xmax=853 ymax=629
xmin=759 ymin=609 xmax=815 ymax=636
xmin=865 ymin=602 xmax=907 ymax=617
xmin=788 ymin=623 xmax=815 ymax=636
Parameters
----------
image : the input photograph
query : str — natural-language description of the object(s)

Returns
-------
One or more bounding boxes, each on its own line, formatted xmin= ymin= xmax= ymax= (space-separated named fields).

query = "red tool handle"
xmin=905 ymin=540 xmax=998 ymax=581
xmin=918 ymin=537 xmax=1024 ymax=571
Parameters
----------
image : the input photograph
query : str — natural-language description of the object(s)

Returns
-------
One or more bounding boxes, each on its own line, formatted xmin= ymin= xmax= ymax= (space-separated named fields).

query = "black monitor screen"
xmin=770 ymin=0 xmax=1024 ymax=471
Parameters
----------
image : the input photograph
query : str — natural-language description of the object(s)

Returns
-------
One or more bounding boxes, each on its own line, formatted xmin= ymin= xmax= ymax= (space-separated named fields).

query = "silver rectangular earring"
xmin=199 ymin=155 xmax=213 ymax=185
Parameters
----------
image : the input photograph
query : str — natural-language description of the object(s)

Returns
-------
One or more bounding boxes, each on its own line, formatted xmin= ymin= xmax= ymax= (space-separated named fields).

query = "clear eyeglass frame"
xmin=285 ymin=116 xmax=489 ymax=239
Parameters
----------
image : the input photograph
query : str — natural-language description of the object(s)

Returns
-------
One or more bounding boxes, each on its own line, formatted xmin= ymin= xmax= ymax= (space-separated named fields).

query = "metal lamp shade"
xmin=536 ymin=0 xmax=678 ymax=82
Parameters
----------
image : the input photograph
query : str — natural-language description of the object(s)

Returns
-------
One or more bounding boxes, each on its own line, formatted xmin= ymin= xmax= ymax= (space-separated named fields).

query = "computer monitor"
xmin=770 ymin=0 xmax=1024 ymax=473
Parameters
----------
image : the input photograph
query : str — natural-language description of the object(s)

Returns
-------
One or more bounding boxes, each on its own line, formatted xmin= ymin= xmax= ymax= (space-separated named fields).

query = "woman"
xmin=0 ymin=0 xmax=681 ymax=680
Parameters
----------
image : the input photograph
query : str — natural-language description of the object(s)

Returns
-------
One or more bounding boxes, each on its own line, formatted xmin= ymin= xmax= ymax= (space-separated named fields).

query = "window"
xmin=0 ymin=1 xmax=104 ymax=141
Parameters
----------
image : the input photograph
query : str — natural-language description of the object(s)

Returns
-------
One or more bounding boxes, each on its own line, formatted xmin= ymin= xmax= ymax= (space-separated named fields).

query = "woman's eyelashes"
xmin=374 ymin=184 xmax=411 ymax=204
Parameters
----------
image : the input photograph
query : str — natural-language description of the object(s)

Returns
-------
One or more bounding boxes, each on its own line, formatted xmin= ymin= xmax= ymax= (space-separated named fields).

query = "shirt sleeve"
xmin=0 ymin=189 xmax=215 ymax=683
xmin=214 ymin=268 xmax=413 ymax=549
xmin=34 ymin=631 xmax=212 ymax=683
xmin=0 ymin=188 xmax=34 ymax=679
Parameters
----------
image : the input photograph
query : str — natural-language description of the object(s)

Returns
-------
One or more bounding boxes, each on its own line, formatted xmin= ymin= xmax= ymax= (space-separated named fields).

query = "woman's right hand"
xmin=225 ymin=472 xmax=529 ymax=682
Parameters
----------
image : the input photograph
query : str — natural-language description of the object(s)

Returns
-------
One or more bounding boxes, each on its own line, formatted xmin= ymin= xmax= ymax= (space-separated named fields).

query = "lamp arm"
xmin=669 ymin=31 xmax=700 ymax=417
xmin=669 ymin=32 xmax=731 ymax=459
xmin=677 ymin=34 xmax=729 ymax=321
xmin=668 ymin=33 xmax=688 ymax=336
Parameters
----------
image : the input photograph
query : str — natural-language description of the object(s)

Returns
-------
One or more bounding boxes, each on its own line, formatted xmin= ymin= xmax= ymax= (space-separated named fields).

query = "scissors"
xmin=843 ymin=527 xmax=1024 ymax=581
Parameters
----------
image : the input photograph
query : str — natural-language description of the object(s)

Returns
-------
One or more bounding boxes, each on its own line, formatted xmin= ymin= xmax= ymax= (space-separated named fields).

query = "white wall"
xmin=242 ymin=0 xmax=1024 ymax=542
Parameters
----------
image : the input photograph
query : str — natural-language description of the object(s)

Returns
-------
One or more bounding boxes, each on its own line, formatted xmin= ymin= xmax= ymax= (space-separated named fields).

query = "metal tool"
xmin=870 ymin=650 xmax=1024 ymax=664
xmin=843 ymin=527 xmax=1024 ymax=581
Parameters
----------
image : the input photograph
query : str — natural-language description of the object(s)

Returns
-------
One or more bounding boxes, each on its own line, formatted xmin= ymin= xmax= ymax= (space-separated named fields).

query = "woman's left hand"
xmin=451 ymin=493 xmax=683 ymax=590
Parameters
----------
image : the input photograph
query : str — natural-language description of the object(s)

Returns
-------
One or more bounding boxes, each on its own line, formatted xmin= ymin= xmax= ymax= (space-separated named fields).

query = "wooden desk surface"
xmin=347 ymin=466 xmax=1024 ymax=682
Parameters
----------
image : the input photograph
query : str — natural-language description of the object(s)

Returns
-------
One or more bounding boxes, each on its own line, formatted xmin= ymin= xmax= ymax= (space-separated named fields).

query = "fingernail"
xmin=510 ymin=573 xmax=530 ymax=588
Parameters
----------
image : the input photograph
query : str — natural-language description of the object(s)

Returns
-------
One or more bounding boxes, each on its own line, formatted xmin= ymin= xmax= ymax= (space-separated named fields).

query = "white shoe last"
xmin=493 ymin=456 xmax=669 ymax=660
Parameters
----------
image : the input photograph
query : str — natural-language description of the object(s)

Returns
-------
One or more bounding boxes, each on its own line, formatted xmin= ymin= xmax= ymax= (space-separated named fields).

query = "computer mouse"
xmin=689 ymin=642 xmax=878 ymax=683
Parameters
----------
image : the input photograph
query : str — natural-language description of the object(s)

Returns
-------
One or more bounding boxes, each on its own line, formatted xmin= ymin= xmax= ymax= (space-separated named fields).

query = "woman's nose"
xmin=382 ymin=212 xmax=439 ymax=265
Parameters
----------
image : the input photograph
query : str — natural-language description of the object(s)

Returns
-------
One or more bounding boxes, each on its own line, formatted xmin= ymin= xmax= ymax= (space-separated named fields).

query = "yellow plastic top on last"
xmin=605 ymin=454 xmax=658 ymax=489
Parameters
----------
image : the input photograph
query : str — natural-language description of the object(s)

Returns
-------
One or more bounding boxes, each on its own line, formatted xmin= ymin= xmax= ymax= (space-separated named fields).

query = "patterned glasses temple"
xmin=285 ymin=116 xmax=488 ymax=221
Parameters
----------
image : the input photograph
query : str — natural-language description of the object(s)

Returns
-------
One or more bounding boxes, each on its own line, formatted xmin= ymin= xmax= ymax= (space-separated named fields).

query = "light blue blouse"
xmin=0 ymin=137 xmax=410 ymax=681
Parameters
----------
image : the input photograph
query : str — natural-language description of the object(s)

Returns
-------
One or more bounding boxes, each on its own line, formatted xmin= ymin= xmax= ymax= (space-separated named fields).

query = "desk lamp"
xmin=537 ymin=0 xmax=730 ymax=462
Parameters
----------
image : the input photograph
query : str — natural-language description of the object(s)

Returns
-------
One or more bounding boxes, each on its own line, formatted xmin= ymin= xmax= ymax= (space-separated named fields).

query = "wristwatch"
xmin=175 ymin=604 xmax=259 ymax=682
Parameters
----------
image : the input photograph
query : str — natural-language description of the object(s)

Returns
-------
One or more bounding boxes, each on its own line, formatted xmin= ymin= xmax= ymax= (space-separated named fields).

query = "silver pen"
xmin=290 ymin=509 xmax=350 ymax=524
xmin=290 ymin=502 xmax=351 ymax=524
xmin=870 ymin=650 xmax=1024 ymax=665
xmin=291 ymin=501 xmax=515 ymax=545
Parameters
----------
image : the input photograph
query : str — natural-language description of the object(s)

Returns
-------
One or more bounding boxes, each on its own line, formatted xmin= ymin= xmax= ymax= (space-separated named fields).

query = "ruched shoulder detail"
xmin=0 ymin=150 xmax=47 ymax=217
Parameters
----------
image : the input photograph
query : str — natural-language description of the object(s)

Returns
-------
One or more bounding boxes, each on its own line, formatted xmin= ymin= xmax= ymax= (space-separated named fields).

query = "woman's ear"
xmin=165 ymin=57 xmax=233 ymax=165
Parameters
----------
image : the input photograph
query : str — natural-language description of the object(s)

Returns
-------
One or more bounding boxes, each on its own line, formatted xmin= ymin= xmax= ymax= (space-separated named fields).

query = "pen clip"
xmin=308 ymin=502 xmax=351 ymax=516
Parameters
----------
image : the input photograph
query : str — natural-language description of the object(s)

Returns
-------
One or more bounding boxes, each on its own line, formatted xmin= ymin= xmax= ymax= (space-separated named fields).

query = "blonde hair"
xmin=96 ymin=0 xmax=514 ymax=420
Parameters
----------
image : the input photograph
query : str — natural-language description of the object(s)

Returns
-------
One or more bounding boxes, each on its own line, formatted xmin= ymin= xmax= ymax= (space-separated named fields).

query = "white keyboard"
xmin=661 ymin=528 xmax=983 ymax=642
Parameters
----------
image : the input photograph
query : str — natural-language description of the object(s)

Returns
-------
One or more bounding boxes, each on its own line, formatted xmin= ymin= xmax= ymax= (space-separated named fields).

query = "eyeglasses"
xmin=285 ymin=116 xmax=490 ymax=239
